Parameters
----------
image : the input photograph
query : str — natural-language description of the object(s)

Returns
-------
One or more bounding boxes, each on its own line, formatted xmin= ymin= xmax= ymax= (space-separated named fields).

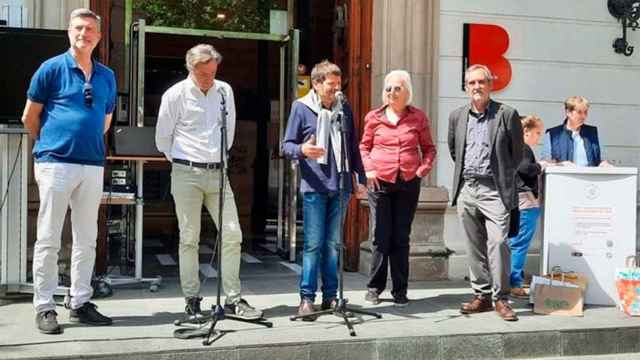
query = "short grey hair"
xmin=185 ymin=44 xmax=223 ymax=72
xmin=382 ymin=70 xmax=413 ymax=105
xmin=464 ymin=64 xmax=493 ymax=86
xmin=69 ymin=8 xmax=101 ymax=31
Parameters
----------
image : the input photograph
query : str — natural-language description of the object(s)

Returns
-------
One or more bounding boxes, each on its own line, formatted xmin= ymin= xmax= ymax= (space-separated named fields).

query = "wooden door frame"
xmin=90 ymin=0 xmax=111 ymax=65
xmin=90 ymin=0 xmax=111 ymax=274
xmin=334 ymin=0 xmax=372 ymax=271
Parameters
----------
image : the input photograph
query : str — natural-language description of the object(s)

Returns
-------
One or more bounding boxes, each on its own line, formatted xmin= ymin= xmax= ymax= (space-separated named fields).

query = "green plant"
xmin=134 ymin=0 xmax=273 ymax=33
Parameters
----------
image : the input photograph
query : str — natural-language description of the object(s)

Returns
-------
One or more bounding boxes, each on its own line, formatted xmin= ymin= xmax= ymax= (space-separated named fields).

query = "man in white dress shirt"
xmin=155 ymin=44 xmax=262 ymax=320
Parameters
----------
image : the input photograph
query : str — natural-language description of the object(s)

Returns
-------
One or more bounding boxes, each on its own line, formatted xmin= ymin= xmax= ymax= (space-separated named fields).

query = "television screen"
xmin=0 ymin=27 xmax=70 ymax=124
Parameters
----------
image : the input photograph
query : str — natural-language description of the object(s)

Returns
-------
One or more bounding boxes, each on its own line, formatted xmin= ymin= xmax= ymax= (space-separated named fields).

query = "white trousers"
xmin=32 ymin=162 xmax=103 ymax=312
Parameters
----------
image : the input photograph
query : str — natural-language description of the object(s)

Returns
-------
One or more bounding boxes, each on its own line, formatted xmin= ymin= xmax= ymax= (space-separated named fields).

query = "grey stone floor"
xmin=2 ymin=264 xmax=640 ymax=360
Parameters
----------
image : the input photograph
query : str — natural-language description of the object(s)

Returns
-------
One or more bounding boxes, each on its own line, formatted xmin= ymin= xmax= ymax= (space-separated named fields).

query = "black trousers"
xmin=366 ymin=176 xmax=420 ymax=297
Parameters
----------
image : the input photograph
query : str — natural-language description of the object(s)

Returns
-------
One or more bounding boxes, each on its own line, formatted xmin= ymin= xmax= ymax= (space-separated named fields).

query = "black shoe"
xmin=69 ymin=302 xmax=112 ymax=326
xmin=225 ymin=299 xmax=263 ymax=320
xmin=185 ymin=295 xmax=203 ymax=314
xmin=36 ymin=310 xmax=62 ymax=334
xmin=365 ymin=289 xmax=380 ymax=305
xmin=184 ymin=296 xmax=205 ymax=323
xmin=393 ymin=294 xmax=409 ymax=307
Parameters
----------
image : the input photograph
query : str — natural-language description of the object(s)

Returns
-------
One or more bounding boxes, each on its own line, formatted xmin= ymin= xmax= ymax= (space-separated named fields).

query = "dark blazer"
xmin=447 ymin=99 xmax=524 ymax=211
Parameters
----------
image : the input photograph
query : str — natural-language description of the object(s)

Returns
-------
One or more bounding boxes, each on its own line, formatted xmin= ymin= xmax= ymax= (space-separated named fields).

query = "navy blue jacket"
xmin=282 ymin=101 xmax=366 ymax=193
xmin=546 ymin=120 xmax=601 ymax=166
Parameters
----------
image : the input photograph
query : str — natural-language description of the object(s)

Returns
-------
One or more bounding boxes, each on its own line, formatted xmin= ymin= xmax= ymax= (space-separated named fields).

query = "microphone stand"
xmin=173 ymin=86 xmax=272 ymax=345
xmin=289 ymin=96 xmax=381 ymax=336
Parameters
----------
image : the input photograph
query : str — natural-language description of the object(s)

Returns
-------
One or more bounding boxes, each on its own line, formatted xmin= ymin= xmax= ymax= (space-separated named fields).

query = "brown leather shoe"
xmin=495 ymin=299 xmax=518 ymax=321
xmin=510 ymin=287 xmax=529 ymax=299
xmin=321 ymin=298 xmax=337 ymax=310
xmin=460 ymin=295 xmax=493 ymax=314
xmin=298 ymin=300 xmax=317 ymax=321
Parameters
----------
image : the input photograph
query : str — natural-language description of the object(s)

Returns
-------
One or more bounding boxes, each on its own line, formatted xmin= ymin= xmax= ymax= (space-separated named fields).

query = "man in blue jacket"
xmin=541 ymin=96 xmax=610 ymax=167
xmin=282 ymin=60 xmax=366 ymax=319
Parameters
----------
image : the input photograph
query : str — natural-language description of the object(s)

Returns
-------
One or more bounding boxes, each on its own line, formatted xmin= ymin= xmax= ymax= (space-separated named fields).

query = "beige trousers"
xmin=171 ymin=163 xmax=242 ymax=304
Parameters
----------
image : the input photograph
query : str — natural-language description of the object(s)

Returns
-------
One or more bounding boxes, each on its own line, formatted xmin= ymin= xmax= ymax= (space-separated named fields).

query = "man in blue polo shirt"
xmin=21 ymin=8 xmax=116 ymax=334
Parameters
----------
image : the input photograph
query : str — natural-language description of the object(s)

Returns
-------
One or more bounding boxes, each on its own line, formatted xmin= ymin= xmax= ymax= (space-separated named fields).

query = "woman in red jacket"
xmin=360 ymin=70 xmax=436 ymax=306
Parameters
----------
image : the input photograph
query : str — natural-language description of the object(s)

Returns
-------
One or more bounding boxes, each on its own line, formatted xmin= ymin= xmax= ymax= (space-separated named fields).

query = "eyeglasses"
xmin=384 ymin=85 xmax=403 ymax=93
xmin=83 ymin=82 xmax=93 ymax=108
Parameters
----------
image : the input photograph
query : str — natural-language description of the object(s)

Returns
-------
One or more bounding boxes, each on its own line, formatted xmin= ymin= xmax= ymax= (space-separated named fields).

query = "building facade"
xmin=2 ymin=0 xmax=639 ymax=280
xmin=373 ymin=0 xmax=640 ymax=279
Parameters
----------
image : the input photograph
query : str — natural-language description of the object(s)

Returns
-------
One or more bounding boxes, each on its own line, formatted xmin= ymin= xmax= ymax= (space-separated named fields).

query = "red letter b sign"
xmin=463 ymin=23 xmax=512 ymax=92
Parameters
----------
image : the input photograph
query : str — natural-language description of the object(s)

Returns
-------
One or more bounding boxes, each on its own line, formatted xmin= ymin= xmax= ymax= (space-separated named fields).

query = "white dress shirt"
xmin=155 ymin=77 xmax=236 ymax=163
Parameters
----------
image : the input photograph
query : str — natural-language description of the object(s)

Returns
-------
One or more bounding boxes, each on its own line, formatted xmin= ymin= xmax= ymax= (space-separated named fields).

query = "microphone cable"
xmin=0 ymin=135 xmax=23 ymax=213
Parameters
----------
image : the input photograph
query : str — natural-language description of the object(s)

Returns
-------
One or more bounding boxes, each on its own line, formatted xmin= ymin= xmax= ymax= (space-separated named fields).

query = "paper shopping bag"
xmin=533 ymin=275 xmax=584 ymax=316
xmin=529 ymin=267 xmax=588 ymax=304
xmin=545 ymin=272 xmax=588 ymax=292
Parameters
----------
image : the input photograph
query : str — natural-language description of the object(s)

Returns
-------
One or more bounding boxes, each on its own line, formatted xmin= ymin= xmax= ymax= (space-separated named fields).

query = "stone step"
xmin=5 ymin=326 xmax=640 ymax=360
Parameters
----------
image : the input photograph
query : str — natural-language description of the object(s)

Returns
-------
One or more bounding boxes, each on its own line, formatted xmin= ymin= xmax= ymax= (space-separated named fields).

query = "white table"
xmin=542 ymin=166 xmax=638 ymax=305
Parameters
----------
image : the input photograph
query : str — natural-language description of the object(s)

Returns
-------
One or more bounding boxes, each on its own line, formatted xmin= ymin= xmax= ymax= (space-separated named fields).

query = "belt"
xmin=173 ymin=158 xmax=221 ymax=170
xmin=463 ymin=174 xmax=494 ymax=181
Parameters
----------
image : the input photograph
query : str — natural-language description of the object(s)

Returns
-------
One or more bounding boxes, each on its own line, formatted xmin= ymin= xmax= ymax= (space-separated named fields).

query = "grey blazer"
xmin=447 ymin=99 xmax=523 ymax=211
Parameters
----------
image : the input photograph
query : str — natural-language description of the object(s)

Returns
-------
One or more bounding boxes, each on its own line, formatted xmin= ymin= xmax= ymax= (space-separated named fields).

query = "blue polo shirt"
xmin=27 ymin=50 xmax=116 ymax=166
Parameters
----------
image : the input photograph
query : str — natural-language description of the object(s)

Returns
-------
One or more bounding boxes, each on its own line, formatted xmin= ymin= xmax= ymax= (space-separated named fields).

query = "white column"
xmin=372 ymin=0 xmax=440 ymax=185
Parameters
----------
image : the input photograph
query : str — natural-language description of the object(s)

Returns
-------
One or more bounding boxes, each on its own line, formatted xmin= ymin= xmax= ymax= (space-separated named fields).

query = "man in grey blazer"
xmin=447 ymin=64 xmax=523 ymax=321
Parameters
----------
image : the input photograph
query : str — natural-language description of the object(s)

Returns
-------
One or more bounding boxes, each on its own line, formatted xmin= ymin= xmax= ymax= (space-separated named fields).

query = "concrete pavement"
xmin=2 ymin=270 xmax=640 ymax=359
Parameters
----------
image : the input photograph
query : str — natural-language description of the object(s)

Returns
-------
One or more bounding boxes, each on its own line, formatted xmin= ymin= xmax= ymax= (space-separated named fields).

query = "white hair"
xmin=185 ymin=44 xmax=223 ymax=72
xmin=382 ymin=70 xmax=413 ymax=105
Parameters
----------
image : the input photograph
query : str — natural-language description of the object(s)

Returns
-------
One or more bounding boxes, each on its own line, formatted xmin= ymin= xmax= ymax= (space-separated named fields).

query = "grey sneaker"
xmin=225 ymin=299 xmax=263 ymax=320
xmin=365 ymin=289 xmax=380 ymax=305
xmin=69 ymin=302 xmax=112 ymax=326
xmin=36 ymin=310 xmax=62 ymax=334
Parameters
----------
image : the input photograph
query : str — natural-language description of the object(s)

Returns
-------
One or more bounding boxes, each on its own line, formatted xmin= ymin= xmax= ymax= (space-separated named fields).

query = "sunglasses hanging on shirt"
xmin=83 ymin=82 xmax=93 ymax=108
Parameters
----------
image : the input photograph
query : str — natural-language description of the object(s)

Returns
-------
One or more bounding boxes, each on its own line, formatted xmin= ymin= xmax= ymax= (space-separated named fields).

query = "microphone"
xmin=334 ymin=91 xmax=347 ymax=131
xmin=217 ymin=86 xmax=227 ymax=102
xmin=217 ymin=85 xmax=228 ymax=118
xmin=335 ymin=91 xmax=346 ymax=105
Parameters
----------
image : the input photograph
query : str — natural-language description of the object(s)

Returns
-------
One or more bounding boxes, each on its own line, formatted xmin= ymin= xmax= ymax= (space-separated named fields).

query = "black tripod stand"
xmin=289 ymin=94 xmax=381 ymax=336
xmin=173 ymin=86 xmax=272 ymax=345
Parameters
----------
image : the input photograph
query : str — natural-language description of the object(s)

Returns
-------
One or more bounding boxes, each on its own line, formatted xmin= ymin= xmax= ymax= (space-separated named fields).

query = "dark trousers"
xmin=366 ymin=176 xmax=420 ymax=297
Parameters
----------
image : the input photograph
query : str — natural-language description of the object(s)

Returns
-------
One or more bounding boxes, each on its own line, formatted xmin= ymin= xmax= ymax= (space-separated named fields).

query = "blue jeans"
xmin=300 ymin=191 xmax=350 ymax=302
xmin=509 ymin=207 xmax=540 ymax=287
